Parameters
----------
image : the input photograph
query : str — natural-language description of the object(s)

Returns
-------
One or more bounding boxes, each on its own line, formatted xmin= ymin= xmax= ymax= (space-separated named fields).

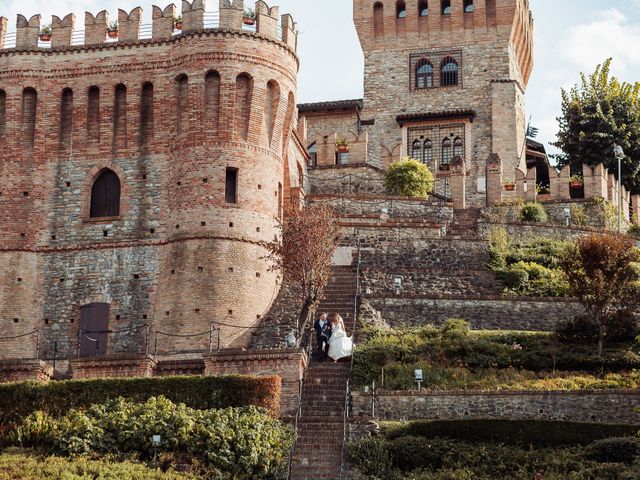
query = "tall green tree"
xmin=553 ymin=59 xmax=640 ymax=194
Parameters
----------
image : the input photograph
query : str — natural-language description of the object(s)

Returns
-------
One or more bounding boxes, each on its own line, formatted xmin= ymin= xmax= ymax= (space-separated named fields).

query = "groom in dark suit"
xmin=313 ymin=312 xmax=332 ymax=361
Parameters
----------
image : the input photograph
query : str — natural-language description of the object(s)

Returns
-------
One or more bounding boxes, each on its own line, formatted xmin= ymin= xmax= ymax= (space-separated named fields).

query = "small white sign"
xmin=477 ymin=177 xmax=486 ymax=193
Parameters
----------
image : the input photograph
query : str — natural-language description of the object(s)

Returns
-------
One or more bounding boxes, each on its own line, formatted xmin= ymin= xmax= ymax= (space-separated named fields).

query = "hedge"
xmin=0 ymin=375 xmax=281 ymax=431
xmin=382 ymin=419 xmax=638 ymax=447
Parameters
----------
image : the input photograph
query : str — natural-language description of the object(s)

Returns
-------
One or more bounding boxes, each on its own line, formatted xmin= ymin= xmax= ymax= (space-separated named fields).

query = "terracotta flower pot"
xmin=243 ymin=17 xmax=255 ymax=26
xmin=570 ymin=181 xmax=583 ymax=189
xmin=337 ymin=145 xmax=349 ymax=153
xmin=504 ymin=184 xmax=516 ymax=191
xmin=107 ymin=30 xmax=118 ymax=39
xmin=175 ymin=22 xmax=183 ymax=30
xmin=39 ymin=34 xmax=51 ymax=42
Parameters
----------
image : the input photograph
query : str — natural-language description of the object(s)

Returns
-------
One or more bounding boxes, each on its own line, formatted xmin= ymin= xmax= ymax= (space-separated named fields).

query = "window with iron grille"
xmin=410 ymin=50 xmax=462 ymax=90
xmin=407 ymin=124 xmax=465 ymax=171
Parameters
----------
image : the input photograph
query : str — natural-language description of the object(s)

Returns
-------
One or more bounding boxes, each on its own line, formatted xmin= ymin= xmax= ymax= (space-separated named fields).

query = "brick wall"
xmin=69 ymin=354 xmax=156 ymax=379
xmin=0 ymin=359 xmax=53 ymax=382
xmin=352 ymin=389 xmax=640 ymax=424
xmin=0 ymin=3 xmax=306 ymax=361
xmin=203 ymin=348 xmax=307 ymax=416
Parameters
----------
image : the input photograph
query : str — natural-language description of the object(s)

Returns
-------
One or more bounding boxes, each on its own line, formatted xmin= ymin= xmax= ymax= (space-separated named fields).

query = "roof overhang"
xmin=396 ymin=109 xmax=476 ymax=126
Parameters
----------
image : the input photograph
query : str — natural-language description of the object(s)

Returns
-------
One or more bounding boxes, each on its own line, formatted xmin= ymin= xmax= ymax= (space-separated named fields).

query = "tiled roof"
xmin=396 ymin=109 xmax=476 ymax=124
xmin=297 ymin=99 xmax=364 ymax=112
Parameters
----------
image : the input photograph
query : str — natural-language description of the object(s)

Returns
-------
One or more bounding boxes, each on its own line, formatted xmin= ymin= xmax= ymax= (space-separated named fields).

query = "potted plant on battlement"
xmin=243 ymin=8 xmax=256 ymax=26
xmin=569 ymin=174 xmax=584 ymax=189
xmin=336 ymin=137 xmax=349 ymax=153
xmin=39 ymin=24 xmax=52 ymax=42
xmin=503 ymin=179 xmax=516 ymax=191
xmin=107 ymin=20 xmax=119 ymax=38
xmin=174 ymin=15 xmax=183 ymax=30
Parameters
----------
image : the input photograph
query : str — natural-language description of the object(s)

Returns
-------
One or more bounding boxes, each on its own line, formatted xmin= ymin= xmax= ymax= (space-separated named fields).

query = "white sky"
xmin=1 ymin=0 xmax=639 ymax=156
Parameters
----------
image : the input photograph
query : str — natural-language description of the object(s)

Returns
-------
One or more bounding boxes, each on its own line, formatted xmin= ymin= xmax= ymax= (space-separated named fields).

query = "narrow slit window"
xmin=205 ymin=70 xmax=221 ymax=131
xmin=265 ymin=80 xmax=280 ymax=145
xmin=139 ymin=82 xmax=154 ymax=146
xmin=59 ymin=88 xmax=73 ymax=151
xmin=113 ymin=84 xmax=127 ymax=151
xmin=21 ymin=88 xmax=37 ymax=148
xmin=176 ymin=74 xmax=188 ymax=134
xmin=235 ymin=74 xmax=253 ymax=141
xmin=87 ymin=86 xmax=100 ymax=142
xmin=225 ymin=168 xmax=238 ymax=204
xmin=0 ymin=89 xmax=6 ymax=140
xmin=373 ymin=2 xmax=384 ymax=37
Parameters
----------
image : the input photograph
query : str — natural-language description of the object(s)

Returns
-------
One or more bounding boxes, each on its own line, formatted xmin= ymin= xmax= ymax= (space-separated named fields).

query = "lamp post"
xmin=614 ymin=145 xmax=625 ymax=232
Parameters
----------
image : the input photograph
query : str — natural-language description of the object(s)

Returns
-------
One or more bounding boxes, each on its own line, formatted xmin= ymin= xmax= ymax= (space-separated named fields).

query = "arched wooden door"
xmin=79 ymin=303 xmax=109 ymax=357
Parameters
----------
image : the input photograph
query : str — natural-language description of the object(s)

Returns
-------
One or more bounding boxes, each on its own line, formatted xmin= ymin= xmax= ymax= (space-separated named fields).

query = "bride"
xmin=328 ymin=314 xmax=354 ymax=362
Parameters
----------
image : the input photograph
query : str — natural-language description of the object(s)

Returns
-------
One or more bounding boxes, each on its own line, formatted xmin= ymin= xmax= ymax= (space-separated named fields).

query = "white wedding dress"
xmin=328 ymin=322 xmax=354 ymax=361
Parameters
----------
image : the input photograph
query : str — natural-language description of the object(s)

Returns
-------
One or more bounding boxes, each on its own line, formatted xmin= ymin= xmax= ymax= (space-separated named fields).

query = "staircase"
xmin=317 ymin=266 xmax=358 ymax=328
xmin=290 ymin=362 xmax=350 ymax=480
xmin=446 ymin=207 xmax=481 ymax=238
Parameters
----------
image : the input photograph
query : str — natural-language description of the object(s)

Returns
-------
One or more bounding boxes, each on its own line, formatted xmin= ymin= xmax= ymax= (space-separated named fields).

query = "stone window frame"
xmin=401 ymin=119 xmax=471 ymax=173
xmin=81 ymin=162 xmax=129 ymax=224
xmin=409 ymin=49 xmax=463 ymax=92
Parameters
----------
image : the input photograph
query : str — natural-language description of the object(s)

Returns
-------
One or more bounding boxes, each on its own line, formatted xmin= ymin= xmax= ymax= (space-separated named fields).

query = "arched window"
xmin=0 ymin=90 xmax=6 ymax=140
xmin=175 ymin=74 xmax=188 ymax=134
xmin=453 ymin=136 xmax=463 ymax=159
xmin=441 ymin=57 xmax=459 ymax=86
xmin=411 ymin=140 xmax=421 ymax=160
xmin=416 ymin=59 xmax=434 ymax=89
xmin=21 ymin=88 xmax=37 ymax=148
xmin=396 ymin=1 xmax=407 ymax=18
xmin=90 ymin=169 xmax=121 ymax=218
xmin=423 ymin=139 xmax=433 ymax=165
xmin=419 ymin=1 xmax=429 ymax=16
xmin=59 ymin=88 xmax=73 ymax=151
xmin=139 ymin=82 xmax=154 ymax=147
xmin=441 ymin=0 xmax=451 ymax=15
xmin=441 ymin=138 xmax=452 ymax=169
xmin=265 ymin=80 xmax=280 ymax=145
xmin=235 ymin=73 xmax=253 ymax=141
xmin=205 ymin=70 xmax=221 ymax=131
xmin=87 ymin=86 xmax=100 ymax=142
xmin=373 ymin=2 xmax=384 ymax=37
xmin=464 ymin=0 xmax=474 ymax=13
xmin=308 ymin=142 xmax=318 ymax=167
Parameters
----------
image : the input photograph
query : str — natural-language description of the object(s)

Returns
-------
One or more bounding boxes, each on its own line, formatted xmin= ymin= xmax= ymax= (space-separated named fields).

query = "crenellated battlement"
xmin=0 ymin=0 xmax=298 ymax=52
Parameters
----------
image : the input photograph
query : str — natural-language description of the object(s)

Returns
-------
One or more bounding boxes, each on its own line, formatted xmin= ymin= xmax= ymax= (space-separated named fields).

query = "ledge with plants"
xmin=38 ymin=25 xmax=51 ymax=42
xmin=107 ymin=20 xmax=119 ymax=38
xmin=243 ymin=8 xmax=256 ymax=25
xmin=174 ymin=15 xmax=182 ymax=30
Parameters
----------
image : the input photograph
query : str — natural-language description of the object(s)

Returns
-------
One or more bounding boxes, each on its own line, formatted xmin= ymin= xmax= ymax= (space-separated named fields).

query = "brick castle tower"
xmin=0 ymin=0 xmax=307 ymax=361
xmin=352 ymin=0 xmax=534 ymax=206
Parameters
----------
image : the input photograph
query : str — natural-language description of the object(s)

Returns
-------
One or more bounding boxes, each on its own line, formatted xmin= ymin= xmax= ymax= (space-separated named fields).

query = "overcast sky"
xmin=2 ymin=0 xmax=639 ymax=156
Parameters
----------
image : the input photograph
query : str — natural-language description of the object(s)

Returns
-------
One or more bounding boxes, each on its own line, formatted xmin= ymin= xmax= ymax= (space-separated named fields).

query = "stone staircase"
xmin=317 ymin=266 xmax=358 ymax=329
xmin=290 ymin=362 xmax=350 ymax=480
xmin=446 ymin=207 xmax=481 ymax=238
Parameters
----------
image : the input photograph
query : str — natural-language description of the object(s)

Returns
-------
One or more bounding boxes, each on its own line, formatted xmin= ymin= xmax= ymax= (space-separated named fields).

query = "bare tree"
xmin=265 ymin=204 xmax=339 ymax=346
xmin=560 ymin=233 xmax=639 ymax=356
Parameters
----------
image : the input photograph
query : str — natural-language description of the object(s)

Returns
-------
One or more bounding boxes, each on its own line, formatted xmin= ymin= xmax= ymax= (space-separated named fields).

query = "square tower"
xmin=353 ymin=0 xmax=534 ymax=206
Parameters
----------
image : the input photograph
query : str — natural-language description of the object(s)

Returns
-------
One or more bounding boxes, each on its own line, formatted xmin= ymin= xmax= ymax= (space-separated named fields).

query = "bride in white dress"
xmin=328 ymin=314 xmax=354 ymax=362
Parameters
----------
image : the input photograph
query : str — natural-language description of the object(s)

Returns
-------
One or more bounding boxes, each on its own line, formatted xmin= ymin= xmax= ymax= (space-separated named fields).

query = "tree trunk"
xmin=595 ymin=310 xmax=604 ymax=357
xmin=296 ymin=298 xmax=315 ymax=348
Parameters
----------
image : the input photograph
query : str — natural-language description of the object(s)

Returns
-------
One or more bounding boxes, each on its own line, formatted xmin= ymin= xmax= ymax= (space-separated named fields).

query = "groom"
xmin=313 ymin=312 xmax=332 ymax=361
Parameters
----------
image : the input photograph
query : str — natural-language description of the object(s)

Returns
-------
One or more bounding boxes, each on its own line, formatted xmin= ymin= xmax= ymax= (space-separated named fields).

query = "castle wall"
xmin=0 ymin=3 xmax=301 ymax=360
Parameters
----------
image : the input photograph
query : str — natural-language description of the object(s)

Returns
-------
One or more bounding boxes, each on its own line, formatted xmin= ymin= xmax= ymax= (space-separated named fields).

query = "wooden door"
xmin=79 ymin=303 xmax=109 ymax=357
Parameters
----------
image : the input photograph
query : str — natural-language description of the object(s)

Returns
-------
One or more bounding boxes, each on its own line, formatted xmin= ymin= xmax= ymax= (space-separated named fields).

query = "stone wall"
xmin=352 ymin=390 xmax=640 ymax=425
xmin=203 ymin=348 xmax=307 ymax=417
xmin=366 ymin=296 xmax=583 ymax=331
xmin=307 ymin=164 xmax=386 ymax=196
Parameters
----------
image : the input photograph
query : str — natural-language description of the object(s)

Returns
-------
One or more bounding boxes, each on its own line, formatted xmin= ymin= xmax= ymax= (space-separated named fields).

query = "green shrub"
xmin=571 ymin=204 xmax=589 ymax=227
xmin=383 ymin=158 xmax=435 ymax=198
xmin=558 ymin=312 xmax=640 ymax=345
xmin=440 ymin=319 xmax=470 ymax=337
xmin=583 ymin=437 xmax=640 ymax=464
xmin=0 ymin=375 xmax=281 ymax=435
xmin=499 ymin=261 xmax=569 ymax=297
xmin=347 ymin=436 xmax=395 ymax=479
xmin=387 ymin=436 xmax=454 ymax=471
xmin=0 ymin=449 xmax=195 ymax=479
xmin=520 ymin=202 xmax=548 ymax=223
xmin=14 ymin=397 xmax=292 ymax=479
xmin=629 ymin=223 xmax=640 ymax=237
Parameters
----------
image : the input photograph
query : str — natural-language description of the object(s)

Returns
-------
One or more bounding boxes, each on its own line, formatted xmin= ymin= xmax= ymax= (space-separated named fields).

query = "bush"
xmin=14 ymin=396 xmax=293 ymax=479
xmin=347 ymin=436 xmax=395 ymax=479
xmin=387 ymin=436 xmax=454 ymax=471
xmin=383 ymin=158 xmax=434 ymax=198
xmin=0 ymin=450 xmax=195 ymax=479
xmin=558 ymin=312 xmax=640 ymax=345
xmin=520 ymin=202 xmax=547 ymax=223
xmin=499 ymin=261 xmax=569 ymax=297
xmin=584 ymin=437 xmax=640 ymax=464
xmin=630 ymin=223 xmax=640 ymax=237
xmin=0 ymin=375 xmax=281 ymax=438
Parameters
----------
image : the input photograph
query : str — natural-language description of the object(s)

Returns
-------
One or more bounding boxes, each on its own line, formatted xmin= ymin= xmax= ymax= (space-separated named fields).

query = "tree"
xmin=560 ymin=233 xmax=639 ymax=356
xmin=383 ymin=157 xmax=435 ymax=198
xmin=553 ymin=59 xmax=640 ymax=194
xmin=264 ymin=204 xmax=339 ymax=346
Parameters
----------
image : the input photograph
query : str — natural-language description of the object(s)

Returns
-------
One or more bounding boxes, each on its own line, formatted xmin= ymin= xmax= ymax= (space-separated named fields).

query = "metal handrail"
xmin=76 ymin=323 xmax=150 ymax=358
xmin=286 ymin=332 xmax=311 ymax=480
xmin=154 ymin=322 xmax=221 ymax=357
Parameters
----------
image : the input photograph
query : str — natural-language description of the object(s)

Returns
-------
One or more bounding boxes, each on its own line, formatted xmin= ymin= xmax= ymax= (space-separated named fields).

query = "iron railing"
xmin=153 ymin=322 xmax=221 ymax=357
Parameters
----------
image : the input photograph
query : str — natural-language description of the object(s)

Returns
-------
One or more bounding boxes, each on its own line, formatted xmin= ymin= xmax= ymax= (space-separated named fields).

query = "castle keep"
xmin=0 ymin=0 xmax=306 ymax=360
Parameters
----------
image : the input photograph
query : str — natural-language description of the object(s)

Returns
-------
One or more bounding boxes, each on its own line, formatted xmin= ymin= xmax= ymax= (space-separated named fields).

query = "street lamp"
xmin=614 ymin=145 xmax=625 ymax=232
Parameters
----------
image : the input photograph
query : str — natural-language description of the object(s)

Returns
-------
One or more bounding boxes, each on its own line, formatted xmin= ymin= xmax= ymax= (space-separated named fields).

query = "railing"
xmin=339 ymin=232 xmax=362 ymax=480
xmin=77 ymin=323 xmax=151 ymax=358
xmin=1 ymin=11 xmax=282 ymax=51
xmin=154 ymin=322 xmax=221 ymax=357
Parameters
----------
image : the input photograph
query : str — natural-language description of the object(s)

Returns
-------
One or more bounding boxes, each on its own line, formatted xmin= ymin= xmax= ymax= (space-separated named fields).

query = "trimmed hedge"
xmin=382 ymin=420 xmax=638 ymax=447
xmin=0 ymin=375 xmax=281 ymax=430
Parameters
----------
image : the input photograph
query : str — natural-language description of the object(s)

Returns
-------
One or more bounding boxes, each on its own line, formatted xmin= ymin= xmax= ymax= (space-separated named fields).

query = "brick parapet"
xmin=0 ymin=359 xmax=53 ymax=382
xmin=203 ymin=348 xmax=307 ymax=416
xmin=69 ymin=354 xmax=156 ymax=379
xmin=352 ymin=389 xmax=640 ymax=424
